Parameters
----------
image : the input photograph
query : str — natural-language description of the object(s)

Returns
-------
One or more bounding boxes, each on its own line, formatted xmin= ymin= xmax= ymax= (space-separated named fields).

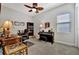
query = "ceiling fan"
xmin=24 ymin=3 xmax=44 ymax=13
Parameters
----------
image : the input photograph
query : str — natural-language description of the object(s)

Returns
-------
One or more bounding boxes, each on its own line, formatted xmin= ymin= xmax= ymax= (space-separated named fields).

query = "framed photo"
xmin=45 ymin=22 xmax=50 ymax=28
xmin=14 ymin=21 xmax=25 ymax=26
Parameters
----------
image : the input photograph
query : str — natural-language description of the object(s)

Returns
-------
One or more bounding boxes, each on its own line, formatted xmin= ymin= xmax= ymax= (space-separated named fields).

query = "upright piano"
xmin=38 ymin=32 xmax=54 ymax=44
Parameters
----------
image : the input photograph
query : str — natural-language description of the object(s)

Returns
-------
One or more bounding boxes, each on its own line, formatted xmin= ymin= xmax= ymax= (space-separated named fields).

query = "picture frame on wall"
xmin=14 ymin=21 xmax=25 ymax=26
xmin=45 ymin=22 xmax=50 ymax=28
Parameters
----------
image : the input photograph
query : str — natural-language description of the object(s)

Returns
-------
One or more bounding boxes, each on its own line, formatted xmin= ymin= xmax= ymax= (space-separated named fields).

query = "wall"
xmin=0 ymin=5 xmax=33 ymax=34
xmin=75 ymin=4 xmax=79 ymax=48
xmin=33 ymin=3 xmax=75 ymax=46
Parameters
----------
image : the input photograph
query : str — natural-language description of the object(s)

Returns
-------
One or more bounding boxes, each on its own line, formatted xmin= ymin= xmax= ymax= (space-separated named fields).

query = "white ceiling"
xmin=2 ymin=3 xmax=64 ymax=17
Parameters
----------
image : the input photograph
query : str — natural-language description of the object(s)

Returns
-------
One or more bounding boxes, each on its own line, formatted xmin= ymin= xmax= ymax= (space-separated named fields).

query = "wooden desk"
xmin=4 ymin=43 xmax=28 ymax=55
xmin=0 ymin=37 xmax=5 ymax=45
xmin=0 ymin=35 xmax=22 ymax=46
xmin=0 ymin=35 xmax=22 ymax=55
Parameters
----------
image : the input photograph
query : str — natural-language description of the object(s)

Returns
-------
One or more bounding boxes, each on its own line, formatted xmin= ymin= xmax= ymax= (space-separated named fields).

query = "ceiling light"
xmin=32 ymin=9 xmax=36 ymax=12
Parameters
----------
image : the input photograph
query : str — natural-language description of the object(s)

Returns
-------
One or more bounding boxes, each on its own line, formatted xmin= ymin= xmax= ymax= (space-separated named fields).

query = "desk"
xmin=0 ymin=35 xmax=22 ymax=46
xmin=4 ymin=43 xmax=28 ymax=55
xmin=0 ymin=37 xmax=5 ymax=45
xmin=0 ymin=35 xmax=22 ymax=55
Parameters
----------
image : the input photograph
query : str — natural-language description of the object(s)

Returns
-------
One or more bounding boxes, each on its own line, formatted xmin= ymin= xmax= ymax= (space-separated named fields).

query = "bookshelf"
xmin=27 ymin=22 xmax=34 ymax=36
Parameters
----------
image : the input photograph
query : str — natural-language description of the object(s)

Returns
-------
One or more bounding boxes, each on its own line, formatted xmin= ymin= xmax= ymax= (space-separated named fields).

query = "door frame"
xmin=74 ymin=4 xmax=79 ymax=48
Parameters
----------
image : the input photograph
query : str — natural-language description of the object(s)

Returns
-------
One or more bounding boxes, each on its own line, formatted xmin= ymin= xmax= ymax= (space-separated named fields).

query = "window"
xmin=57 ymin=13 xmax=71 ymax=32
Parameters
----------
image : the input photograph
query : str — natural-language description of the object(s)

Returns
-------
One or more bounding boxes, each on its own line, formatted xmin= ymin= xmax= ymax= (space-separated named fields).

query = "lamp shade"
xmin=40 ymin=24 xmax=43 ymax=28
xmin=3 ymin=20 xmax=12 ymax=29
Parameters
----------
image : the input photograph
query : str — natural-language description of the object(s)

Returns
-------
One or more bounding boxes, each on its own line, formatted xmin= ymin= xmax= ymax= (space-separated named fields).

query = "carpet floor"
xmin=28 ymin=38 xmax=79 ymax=55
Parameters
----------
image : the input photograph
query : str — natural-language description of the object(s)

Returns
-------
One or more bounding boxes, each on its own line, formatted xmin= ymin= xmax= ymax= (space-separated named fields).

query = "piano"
xmin=38 ymin=32 xmax=54 ymax=44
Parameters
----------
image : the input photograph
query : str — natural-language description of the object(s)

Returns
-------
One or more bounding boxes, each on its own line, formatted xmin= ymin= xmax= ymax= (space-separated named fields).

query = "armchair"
xmin=17 ymin=29 xmax=29 ymax=42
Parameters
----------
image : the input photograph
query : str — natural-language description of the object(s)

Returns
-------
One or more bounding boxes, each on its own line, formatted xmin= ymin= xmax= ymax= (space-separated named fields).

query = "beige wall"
xmin=33 ymin=3 xmax=75 ymax=46
xmin=0 ymin=5 xmax=33 ymax=34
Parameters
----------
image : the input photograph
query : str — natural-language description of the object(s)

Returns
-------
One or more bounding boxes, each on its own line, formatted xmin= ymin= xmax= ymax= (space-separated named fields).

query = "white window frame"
xmin=56 ymin=13 xmax=71 ymax=33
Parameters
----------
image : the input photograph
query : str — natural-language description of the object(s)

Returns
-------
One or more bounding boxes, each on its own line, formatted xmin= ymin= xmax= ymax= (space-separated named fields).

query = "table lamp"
xmin=3 ymin=20 xmax=12 ymax=37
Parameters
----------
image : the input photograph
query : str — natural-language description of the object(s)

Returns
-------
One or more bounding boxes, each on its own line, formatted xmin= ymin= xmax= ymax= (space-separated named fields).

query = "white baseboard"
xmin=55 ymin=40 xmax=75 ymax=47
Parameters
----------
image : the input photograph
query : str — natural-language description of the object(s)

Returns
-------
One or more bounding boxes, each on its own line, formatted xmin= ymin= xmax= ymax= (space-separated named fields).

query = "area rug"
xmin=23 ymin=41 xmax=34 ymax=47
xmin=0 ymin=48 xmax=2 ymax=55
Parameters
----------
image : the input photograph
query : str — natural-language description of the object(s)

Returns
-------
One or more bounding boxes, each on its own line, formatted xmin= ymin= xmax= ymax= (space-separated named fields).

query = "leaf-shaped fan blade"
xmin=24 ymin=5 xmax=32 ymax=8
xmin=36 ymin=7 xmax=44 ymax=11
xmin=29 ymin=10 xmax=32 ymax=12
